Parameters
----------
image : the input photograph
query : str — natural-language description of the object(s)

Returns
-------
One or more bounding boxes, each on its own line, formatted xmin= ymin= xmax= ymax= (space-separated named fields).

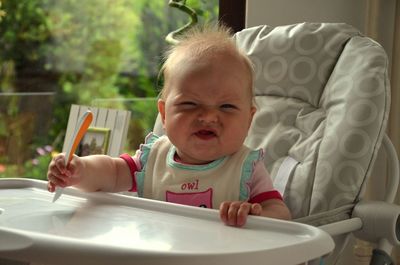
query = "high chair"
xmin=229 ymin=22 xmax=400 ymax=265
xmin=155 ymin=22 xmax=400 ymax=265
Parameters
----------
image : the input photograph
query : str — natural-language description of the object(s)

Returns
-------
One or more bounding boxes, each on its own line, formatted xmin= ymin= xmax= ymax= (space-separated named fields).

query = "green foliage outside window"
xmin=0 ymin=0 xmax=218 ymax=179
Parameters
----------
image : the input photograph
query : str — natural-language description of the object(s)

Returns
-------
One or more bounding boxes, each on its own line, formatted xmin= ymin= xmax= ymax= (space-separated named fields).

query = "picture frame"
xmin=78 ymin=127 xmax=111 ymax=156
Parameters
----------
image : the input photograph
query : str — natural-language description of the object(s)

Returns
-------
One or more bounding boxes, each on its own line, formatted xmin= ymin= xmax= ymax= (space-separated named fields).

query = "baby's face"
xmin=158 ymin=54 xmax=255 ymax=164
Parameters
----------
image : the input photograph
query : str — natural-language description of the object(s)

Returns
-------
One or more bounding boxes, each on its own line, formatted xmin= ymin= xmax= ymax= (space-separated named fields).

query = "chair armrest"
xmin=352 ymin=200 xmax=400 ymax=247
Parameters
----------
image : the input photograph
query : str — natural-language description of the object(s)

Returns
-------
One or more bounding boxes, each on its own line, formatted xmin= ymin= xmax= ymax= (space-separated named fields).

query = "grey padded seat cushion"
xmin=235 ymin=23 xmax=390 ymax=224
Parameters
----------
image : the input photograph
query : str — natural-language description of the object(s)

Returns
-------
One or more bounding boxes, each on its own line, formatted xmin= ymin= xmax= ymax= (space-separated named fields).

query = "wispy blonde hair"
xmin=158 ymin=23 xmax=254 ymax=101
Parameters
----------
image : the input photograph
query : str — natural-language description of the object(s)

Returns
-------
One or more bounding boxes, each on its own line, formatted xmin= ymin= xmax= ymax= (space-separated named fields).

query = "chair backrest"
xmin=63 ymin=104 xmax=131 ymax=157
xmin=234 ymin=23 xmax=390 ymax=224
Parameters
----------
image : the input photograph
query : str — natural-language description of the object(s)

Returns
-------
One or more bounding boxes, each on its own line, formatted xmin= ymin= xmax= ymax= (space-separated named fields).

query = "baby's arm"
xmin=219 ymin=199 xmax=291 ymax=227
xmin=259 ymin=199 xmax=291 ymax=220
xmin=47 ymin=154 xmax=132 ymax=193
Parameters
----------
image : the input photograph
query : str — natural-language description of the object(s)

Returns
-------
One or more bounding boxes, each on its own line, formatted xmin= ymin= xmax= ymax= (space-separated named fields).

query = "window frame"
xmin=219 ymin=0 xmax=246 ymax=32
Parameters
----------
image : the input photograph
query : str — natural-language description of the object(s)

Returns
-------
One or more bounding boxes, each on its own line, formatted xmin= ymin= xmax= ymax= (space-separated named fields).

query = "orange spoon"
xmin=52 ymin=110 xmax=93 ymax=202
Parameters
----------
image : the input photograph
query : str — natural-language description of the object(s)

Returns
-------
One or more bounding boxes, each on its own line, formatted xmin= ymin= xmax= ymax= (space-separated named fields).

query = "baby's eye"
xmin=178 ymin=101 xmax=197 ymax=109
xmin=220 ymin=104 xmax=238 ymax=110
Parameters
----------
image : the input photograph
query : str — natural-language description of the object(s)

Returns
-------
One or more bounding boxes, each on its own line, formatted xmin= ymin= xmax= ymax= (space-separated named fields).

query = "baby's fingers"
xmin=219 ymin=201 xmax=230 ymax=224
xmin=47 ymin=170 xmax=68 ymax=188
xmin=236 ymin=203 xmax=252 ymax=227
xmin=47 ymin=181 xmax=56 ymax=192
xmin=249 ymin=203 xmax=262 ymax=216
xmin=220 ymin=201 xmax=241 ymax=225
xmin=220 ymin=201 xmax=250 ymax=227
xmin=52 ymin=155 xmax=70 ymax=175
xmin=47 ymin=154 xmax=72 ymax=190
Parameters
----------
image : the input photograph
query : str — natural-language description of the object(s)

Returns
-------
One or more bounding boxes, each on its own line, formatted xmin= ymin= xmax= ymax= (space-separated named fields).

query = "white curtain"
xmin=389 ymin=0 xmax=400 ymax=259
xmin=362 ymin=1 xmax=400 ymax=263
xmin=389 ymin=1 xmax=400 ymax=159
xmin=365 ymin=0 xmax=399 ymax=160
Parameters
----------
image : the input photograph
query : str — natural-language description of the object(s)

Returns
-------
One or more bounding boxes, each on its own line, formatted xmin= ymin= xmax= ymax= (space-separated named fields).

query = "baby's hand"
xmin=47 ymin=153 xmax=83 ymax=192
xmin=219 ymin=201 xmax=262 ymax=227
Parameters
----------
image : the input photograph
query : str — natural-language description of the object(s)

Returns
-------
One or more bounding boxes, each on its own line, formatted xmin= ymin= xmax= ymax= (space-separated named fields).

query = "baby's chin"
xmin=181 ymin=151 xmax=230 ymax=165
xmin=176 ymin=143 xmax=238 ymax=164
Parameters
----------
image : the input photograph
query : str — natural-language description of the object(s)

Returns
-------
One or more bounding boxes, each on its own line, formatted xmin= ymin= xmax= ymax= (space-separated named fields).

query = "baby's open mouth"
xmin=195 ymin=130 xmax=217 ymax=140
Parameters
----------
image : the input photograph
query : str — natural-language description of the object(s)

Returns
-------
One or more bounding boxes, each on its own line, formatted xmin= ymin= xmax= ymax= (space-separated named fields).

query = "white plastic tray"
xmin=0 ymin=178 xmax=334 ymax=265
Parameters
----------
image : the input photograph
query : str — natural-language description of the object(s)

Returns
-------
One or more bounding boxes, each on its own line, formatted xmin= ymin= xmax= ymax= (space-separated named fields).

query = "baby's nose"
xmin=198 ymin=106 xmax=219 ymax=123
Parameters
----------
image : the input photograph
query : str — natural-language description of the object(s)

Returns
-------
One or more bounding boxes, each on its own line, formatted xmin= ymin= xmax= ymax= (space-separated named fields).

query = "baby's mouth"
xmin=194 ymin=130 xmax=217 ymax=140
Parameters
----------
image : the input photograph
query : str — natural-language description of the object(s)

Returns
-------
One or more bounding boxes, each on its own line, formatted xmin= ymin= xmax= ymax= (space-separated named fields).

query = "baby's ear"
xmin=157 ymin=99 xmax=166 ymax=126
xmin=247 ymin=106 xmax=257 ymax=130
xmin=250 ymin=106 xmax=256 ymax=119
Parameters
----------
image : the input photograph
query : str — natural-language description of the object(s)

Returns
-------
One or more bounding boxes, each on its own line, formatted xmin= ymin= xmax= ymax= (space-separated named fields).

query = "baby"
xmin=47 ymin=24 xmax=291 ymax=227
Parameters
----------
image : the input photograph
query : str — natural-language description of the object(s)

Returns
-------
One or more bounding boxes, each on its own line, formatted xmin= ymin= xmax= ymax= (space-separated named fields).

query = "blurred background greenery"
xmin=0 ymin=0 xmax=218 ymax=179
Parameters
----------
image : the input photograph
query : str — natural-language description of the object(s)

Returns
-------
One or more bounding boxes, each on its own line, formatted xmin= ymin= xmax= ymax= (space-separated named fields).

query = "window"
xmin=0 ymin=0 xmax=220 ymax=179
